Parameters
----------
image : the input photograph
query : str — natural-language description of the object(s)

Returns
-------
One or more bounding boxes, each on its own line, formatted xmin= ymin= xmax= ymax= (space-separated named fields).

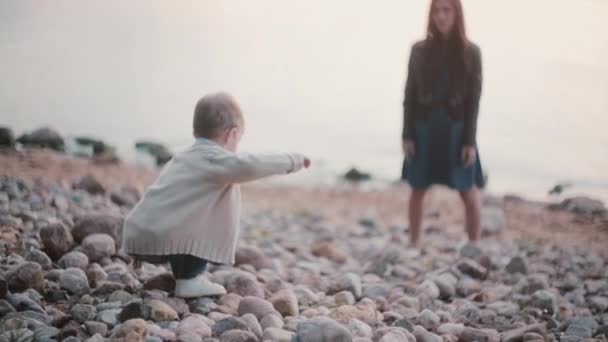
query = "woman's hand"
xmin=461 ymin=146 xmax=476 ymax=167
xmin=402 ymin=140 xmax=415 ymax=160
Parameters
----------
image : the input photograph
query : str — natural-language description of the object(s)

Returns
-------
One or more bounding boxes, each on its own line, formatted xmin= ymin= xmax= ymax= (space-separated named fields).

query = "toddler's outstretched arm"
xmin=207 ymin=151 xmax=309 ymax=183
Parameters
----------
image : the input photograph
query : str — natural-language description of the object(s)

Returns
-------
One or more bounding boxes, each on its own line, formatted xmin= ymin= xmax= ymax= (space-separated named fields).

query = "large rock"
xmin=70 ymin=304 xmax=97 ymax=323
xmin=25 ymin=249 xmax=52 ymax=269
xmin=505 ymin=255 xmax=528 ymax=274
xmin=348 ymin=319 xmax=373 ymax=338
xmin=6 ymin=293 xmax=45 ymax=314
xmin=17 ymin=126 xmax=64 ymax=151
xmin=148 ymin=299 xmax=178 ymax=322
xmin=296 ymin=317 xmax=353 ymax=342
xmin=260 ymin=313 xmax=284 ymax=330
xmin=40 ymin=222 xmax=74 ymax=260
xmin=117 ymin=302 xmax=148 ymax=322
xmin=555 ymin=196 xmax=607 ymax=216
xmin=262 ymin=328 xmax=294 ymax=342
xmin=461 ymin=327 xmax=500 ymax=342
xmin=59 ymin=267 xmax=90 ymax=294
xmin=330 ymin=273 xmax=363 ymax=299
xmin=237 ymin=297 xmax=278 ymax=320
xmin=81 ymin=233 xmax=116 ymax=262
xmin=110 ymin=187 xmax=139 ymax=207
xmin=212 ymin=317 xmax=251 ymax=336
xmin=564 ymin=318 xmax=597 ymax=339
xmin=500 ymin=324 xmax=545 ymax=342
xmin=366 ymin=248 xmax=401 ymax=276
xmin=72 ymin=214 xmax=123 ymax=246
xmin=73 ymin=175 xmax=106 ymax=195
xmin=416 ymin=310 xmax=440 ymax=331
xmin=416 ymin=279 xmax=440 ymax=300
xmin=329 ymin=300 xmax=378 ymax=325
xmin=109 ymin=318 xmax=147 ymax=342
xmin=0 ymin=299 xmax=16 ymax=316
xmin=6 ymin=262 xmax=44 ymax=292
xmin=311 ymin=241 xmax=348 ymax=263
xmin=226 ymin=273 xmax=265 ymax=298
xmin=432 ymin=275 xmax=456 ymax=300
xmin=270 ymin=289 xmax=299 ymax=317
xmin=97 ymin=309 xmax=121 ymax=327
xmin=85 ymin=321 xmax=108 ymax=337
xmin=530 ymin=290 xmax=557 ymax=315
xmin=87 ymin=263 xmax=108 ymax=288
xmin=235 ymin=245 xmax=271 ymax=270
xmin=240 ymin=314 xmax=262 ymax=338
xmin=176 ymin=314 xmax=212 ymax=339
xmin=413 ymin=326 xmax=442 ymax=342
xmin=0 ymin=127 xmax=15 ymax=147
xmin=219 ymin=330 xmax=258 ymax=342
xmin=457 ymin=259 xmax=488 ymax=280
xmin=58 ymin=251 xmax=89 ymax=270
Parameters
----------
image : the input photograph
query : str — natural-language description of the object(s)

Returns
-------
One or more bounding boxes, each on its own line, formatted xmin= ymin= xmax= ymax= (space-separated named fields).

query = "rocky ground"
xmin=1 ymin=149 xmax=607 ymax=342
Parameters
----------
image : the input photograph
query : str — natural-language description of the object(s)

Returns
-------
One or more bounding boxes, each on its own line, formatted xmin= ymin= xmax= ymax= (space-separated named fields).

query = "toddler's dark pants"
xmin=133 ymin=254 xmax=209 ymax=279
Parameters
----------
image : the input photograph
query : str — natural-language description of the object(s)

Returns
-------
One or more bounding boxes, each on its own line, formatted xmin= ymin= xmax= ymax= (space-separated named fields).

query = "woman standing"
xmin=401 ymin=0 xmax=484 ymax=246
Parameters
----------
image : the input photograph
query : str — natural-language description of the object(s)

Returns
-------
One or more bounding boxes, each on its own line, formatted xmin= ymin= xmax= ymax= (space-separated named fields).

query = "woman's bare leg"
xmin=459 ymin=187 xmax=482 ymax=241
xmin=408 ymin=189 xmax=427 ymax=246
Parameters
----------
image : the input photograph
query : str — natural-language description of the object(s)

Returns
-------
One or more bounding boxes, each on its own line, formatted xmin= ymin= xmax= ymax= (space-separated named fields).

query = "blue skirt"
xmin=401 ymin=108 xmax=485 ymax=191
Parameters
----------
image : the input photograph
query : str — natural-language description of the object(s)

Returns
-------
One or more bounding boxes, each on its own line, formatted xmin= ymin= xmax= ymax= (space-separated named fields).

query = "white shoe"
xmin=175 ymin=276 xmax=227 ymax=298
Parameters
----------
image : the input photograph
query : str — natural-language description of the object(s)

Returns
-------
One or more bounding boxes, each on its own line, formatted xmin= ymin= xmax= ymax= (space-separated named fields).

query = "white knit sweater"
xmin=122 ymin=140 xmax=305 ymax=264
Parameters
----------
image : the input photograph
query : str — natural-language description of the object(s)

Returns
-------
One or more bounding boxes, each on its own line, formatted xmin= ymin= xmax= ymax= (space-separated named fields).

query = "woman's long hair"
xmin=424 ymin=0 xmax=471 ymax=94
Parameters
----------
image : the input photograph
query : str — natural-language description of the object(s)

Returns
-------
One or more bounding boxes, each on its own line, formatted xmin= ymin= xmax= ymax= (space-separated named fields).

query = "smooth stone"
xmin=226 ymin=272 xmax=265 ymax=298
xmin=235 ymin=245 xmax=272 ymax=270
xmin=176 ymin=314 xmax=213 ymax=339
xmin=269 ymin=289 xmax=299 ymax=317
xmin=85 ymin=321 xmax=108 ymax=337
xmin=58 ymin=251 xmax=89 ymax=270
xmin=60 ymin=267 xmax=90 ymax=294
xmin=39 ymin=222 xmax=74 ymax=260
xmin=70 ymin=304 xmax=97 ymax=323
xmin=530 ymin=290 xmax=557 ymax=315
xmin=81 ymin=233 xmax=116 ymax=262
xmin=25 ymin=249 xmax=52 ymax=269
xmin=260 ymin=313 xmax=284 ymax=330
xmin=331 ymin=273 xmax=363 ymax=299
xmin=237 ymin=297 xmax=278 ymax=320
xmin=416 ymin=309 xmax=440 ymax=331
xmin=335 ymin=291 xmax=356 ymax=305
xmin=505 ymin=255 xmax=528 ymax=274
xmin=6 ymin=262 xmax=44 ymax=292
xmin=416 ymin=280 xmax=440 ymax=300
xmin=240 ymin=314 xmax=262 ymax=338
xmin=109 ymin=318 xmax=147 ymax=341
xmin=7 ymin=293 xmax=45 ymax=314
xmin=413 ymin=325 xmax=442 ymax=342
xmin=219 ymin=330 xmax=259 ymax=342
xmin=262 ymin=328 xmax=294 ymax=342
xmin=72 ymin=214 xmax=123 ymax=245
xmin=348 ymin=318 xmax=373 ymax=338
xmin=96 ymin=308 xmax=121 ymax=327
xmin=296 ymin=316 xmax=353 ymax=342
xmin=212 ymin=317 xmax=252 ymax=336
xmin=457 ymin=259 xmax=488 ymax=280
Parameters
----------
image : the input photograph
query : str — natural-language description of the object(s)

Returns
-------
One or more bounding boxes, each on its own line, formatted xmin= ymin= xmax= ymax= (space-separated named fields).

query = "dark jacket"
xmin=402 ymin=39 xmax=482 ymax=146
